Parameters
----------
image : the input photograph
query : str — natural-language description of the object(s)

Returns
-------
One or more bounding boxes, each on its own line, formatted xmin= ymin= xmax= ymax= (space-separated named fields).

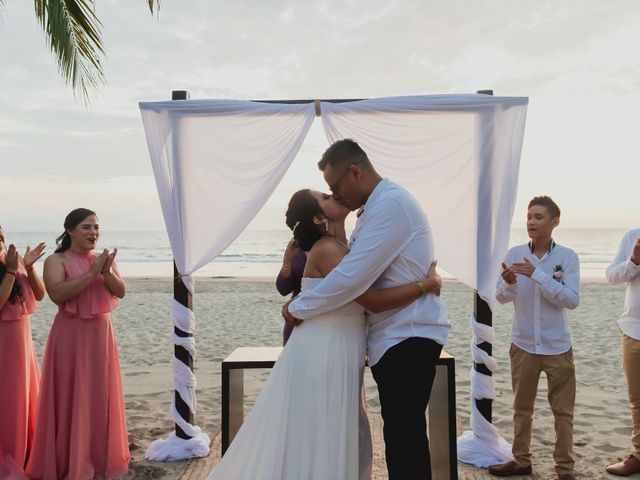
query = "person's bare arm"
xmin=355 ymin=261 xmax=441 ymax=314
xmin=44 ymin=251 xmax=108 ymax=304
xmin=0 ymin=244 xmax=19 ymax=309
xmin=23 ymin=242 xmax=46 ymax=301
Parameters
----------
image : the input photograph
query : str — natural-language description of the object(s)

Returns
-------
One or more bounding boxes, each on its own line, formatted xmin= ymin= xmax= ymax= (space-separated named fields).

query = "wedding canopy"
xmin=139 ymin=93 xmax=528 ymax=463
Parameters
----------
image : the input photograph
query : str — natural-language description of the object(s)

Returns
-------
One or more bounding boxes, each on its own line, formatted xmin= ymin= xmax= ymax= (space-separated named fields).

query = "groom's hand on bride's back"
xmin=282 ymin=298 xmax=303 ymax=326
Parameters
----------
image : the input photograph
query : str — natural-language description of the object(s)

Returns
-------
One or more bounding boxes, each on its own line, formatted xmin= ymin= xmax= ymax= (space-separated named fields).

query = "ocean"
xmin=5 ymin=228 xmax=632 ymax=280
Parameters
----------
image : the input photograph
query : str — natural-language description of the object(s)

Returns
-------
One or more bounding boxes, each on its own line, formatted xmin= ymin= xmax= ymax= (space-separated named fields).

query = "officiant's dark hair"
xmin=55 ymin=208 xmax=97 ymax=253
xmin=528 ymin=196 xmax=561 ymax=219
xmin=285 ymin=190 xmax=324 ymax=251
xmin=317 ymin=138 xmax=372 ymax=171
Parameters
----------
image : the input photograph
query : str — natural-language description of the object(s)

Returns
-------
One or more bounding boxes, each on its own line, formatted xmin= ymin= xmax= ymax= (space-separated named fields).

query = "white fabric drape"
xmin=140 ymin=99 xmax=316 ymax=276
xmin=321 ymin=94 xmax=527 ymax=467
xmin=139 ymin=99 xmax=316 ymax=460
xmin=321 ymin=94 xmax=528 ymax=309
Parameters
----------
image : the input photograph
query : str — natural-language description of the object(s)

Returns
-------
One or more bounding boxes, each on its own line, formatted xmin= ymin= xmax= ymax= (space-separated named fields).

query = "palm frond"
xmin=34 ymin=0 xmax=105 ymax=103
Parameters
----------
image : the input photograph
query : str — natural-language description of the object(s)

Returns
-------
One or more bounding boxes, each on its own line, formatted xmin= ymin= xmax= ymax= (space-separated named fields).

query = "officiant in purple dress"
xmin=276 ymin=238 xmax=307 ymax=345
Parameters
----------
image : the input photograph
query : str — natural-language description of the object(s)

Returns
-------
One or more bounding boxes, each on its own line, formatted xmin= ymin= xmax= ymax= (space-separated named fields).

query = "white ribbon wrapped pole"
xmin=457 ymin=313 xmax=512 ymax=467
xmin=145 ymin=276 xmax=211 ymax=461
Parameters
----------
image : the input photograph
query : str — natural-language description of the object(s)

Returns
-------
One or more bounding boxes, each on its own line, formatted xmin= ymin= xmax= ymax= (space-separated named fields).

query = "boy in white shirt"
xmin=605 ymin=229 xmax=640 ymax=477
xmin=489 ymin=196 xmax=580 ymax=480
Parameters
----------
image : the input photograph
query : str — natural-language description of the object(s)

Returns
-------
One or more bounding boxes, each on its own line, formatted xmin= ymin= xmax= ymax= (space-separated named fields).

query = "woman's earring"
xmin=324 ymin=219 xmax=329 ymax=232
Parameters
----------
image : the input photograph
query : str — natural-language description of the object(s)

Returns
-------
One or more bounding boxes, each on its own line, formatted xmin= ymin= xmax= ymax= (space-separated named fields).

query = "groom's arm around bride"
xmin=285 ymin=139 xmax=451 ymax=480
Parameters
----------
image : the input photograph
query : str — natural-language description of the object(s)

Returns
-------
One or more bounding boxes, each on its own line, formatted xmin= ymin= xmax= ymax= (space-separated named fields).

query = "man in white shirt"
xmin=489 ymin=196 xmax=580 ymax=480
xmin=283 ymin=139 xmax=450 ymax=480
xmin=605 ymin=229 xmax=640 ymax=477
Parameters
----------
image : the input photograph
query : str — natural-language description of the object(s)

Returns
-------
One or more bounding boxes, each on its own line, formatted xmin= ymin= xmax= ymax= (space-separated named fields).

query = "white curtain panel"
xmin=139 ymin=99 xmax=316 ymax=277
xmin=138 ymin=99 xmax=315 ymax=460
xmin=320 ymin=94 xmax=528 ymax=309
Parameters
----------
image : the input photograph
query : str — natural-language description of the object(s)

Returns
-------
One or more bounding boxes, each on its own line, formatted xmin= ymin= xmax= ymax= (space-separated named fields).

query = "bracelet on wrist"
xmin=417 ymin=280 xmax=427 ymax=296
xmin=5 ymin=270 xmax=17 ymax=277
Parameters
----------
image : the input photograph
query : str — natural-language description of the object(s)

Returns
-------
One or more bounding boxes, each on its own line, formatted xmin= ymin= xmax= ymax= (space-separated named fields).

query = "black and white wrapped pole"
xmin=145 ymin=90 xmax=210 ymax=461
xmin=457 ymin=89 xmax=513 ymax=467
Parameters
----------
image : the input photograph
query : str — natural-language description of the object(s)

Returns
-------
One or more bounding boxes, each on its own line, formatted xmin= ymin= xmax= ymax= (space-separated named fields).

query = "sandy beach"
xmin=27 ymin=278 xmax=633 ymax=479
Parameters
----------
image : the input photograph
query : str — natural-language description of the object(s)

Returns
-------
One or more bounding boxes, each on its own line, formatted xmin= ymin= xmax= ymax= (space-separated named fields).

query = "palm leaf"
xmin=34 ymin=0 xmax=105 ymax=103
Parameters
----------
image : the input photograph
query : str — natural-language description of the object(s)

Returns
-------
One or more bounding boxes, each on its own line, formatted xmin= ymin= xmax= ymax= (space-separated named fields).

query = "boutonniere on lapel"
xmin=553 ymin=265 xmax=565 ymax=284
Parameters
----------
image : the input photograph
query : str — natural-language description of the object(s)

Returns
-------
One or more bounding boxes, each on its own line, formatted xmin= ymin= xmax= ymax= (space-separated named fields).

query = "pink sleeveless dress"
xmin=0 ymin=262 xmax=39 ymax=476
xmin=26 ymin=251 xmax=130 ymax=480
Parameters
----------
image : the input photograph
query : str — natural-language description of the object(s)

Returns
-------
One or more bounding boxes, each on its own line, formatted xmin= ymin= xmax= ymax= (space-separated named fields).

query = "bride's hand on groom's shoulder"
xmin=282 ymin=298 xmax=303 ymax=326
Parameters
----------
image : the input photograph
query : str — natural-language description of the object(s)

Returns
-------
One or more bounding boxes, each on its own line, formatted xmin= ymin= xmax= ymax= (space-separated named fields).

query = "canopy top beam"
xmin=171 ymin=90 xmax=495 ymax=117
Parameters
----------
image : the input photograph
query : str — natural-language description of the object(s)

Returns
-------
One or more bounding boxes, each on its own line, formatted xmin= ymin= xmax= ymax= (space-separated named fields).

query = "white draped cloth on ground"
xmin=138 ymin=94 xmax=528 ymax=463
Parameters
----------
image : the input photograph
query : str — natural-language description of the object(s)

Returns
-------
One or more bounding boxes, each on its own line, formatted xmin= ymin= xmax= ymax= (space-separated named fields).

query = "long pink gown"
xmin=0 ymin=263 xmax=39 ymax=477
xmin=26 ymin=250 xmax=130 ymax=480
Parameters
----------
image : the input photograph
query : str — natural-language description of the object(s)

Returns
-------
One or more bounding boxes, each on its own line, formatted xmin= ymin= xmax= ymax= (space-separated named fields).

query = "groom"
xmin=283 ymin=138 xmax=451 ymax=479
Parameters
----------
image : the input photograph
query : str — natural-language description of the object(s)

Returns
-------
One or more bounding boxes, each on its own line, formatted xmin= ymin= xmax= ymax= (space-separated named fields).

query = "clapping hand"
xmin=101 ymin=248 xmax=118 ymax=274
xmin=632 ymin=237 xmax=640 ymax=266
xmin=89 ymin=249 xmax=110 ymax=276
xmin=5 ymin=244 xmax=19 ymax=273
xmin=511 ymin=257 xmax=535 ymax=278
xmin=23 ymin=242 xmax=46 ymax=269
xmin=501 ymin=262 xmax=517 ymax=284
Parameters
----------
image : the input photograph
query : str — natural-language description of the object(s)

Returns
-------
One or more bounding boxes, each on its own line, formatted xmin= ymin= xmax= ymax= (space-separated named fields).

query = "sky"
xmin=0 ymin=0 xmax=639 ymax=232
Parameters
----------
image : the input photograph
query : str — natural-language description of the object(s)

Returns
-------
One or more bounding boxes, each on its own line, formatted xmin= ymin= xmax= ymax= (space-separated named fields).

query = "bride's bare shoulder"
xmin=306 ymin=239 xmax=346 ymax=276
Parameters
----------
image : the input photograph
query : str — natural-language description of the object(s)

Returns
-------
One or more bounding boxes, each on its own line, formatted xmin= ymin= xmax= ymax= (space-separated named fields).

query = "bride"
xmin=207 ymin=189 xmax=441 ymax=480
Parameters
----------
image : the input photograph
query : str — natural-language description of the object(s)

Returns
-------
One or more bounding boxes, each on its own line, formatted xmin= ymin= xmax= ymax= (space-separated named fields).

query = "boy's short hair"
xmin=528 ymin=196 xmax=561 ymax=219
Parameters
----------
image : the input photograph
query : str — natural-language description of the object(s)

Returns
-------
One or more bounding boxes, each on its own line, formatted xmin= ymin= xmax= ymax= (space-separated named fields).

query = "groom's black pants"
xmin=371 ymin=337 xmax=443 ymax=480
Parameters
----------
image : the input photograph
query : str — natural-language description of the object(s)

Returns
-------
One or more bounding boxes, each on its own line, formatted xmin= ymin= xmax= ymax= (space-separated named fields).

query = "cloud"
xmin=2 ymin=0 xmax=640 ymax=229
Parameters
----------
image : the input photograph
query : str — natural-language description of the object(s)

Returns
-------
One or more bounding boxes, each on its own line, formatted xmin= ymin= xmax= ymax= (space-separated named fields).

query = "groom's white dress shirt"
xmin=606 ymin=228 xmax=640 ymax=340
xmin=288 ymin=179 xmax=450 ymax=366
xmin=496 ymin=242 xmax=580 ymax=355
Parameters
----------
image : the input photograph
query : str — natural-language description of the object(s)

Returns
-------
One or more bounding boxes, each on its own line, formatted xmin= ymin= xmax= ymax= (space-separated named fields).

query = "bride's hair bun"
xmin=285 ymin=189 xmax=323 ymax=252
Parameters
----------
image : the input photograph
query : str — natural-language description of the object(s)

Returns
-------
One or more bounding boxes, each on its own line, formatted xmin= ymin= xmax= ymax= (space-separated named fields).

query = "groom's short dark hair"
xmin=318 ymin=138 xmax=373 ymax=171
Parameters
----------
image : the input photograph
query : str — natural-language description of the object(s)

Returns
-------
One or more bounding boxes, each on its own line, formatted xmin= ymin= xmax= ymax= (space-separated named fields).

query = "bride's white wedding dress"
xmin=207 ymin=277 xmax=372 ymax=480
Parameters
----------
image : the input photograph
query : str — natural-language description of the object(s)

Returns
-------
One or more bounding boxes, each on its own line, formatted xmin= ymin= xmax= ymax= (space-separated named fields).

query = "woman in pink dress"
xmin=26 ymin=208 xmax=130 ymax=480
xmin=0 ymin=228 xmax=45 ymax=476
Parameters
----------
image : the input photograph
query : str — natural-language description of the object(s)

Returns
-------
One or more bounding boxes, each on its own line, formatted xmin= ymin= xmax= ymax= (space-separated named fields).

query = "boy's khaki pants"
xmin=509 ymin=343 xmax=576 ymax=476
xmin=622 ymin=334 xmax=640 ymax=460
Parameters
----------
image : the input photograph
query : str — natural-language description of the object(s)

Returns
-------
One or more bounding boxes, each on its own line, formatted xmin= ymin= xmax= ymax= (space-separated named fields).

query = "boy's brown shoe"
xmin=488 ymin=460 xmax=532 ymax=476
xmin=606 ymin=454 xmax=640 ymax=476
